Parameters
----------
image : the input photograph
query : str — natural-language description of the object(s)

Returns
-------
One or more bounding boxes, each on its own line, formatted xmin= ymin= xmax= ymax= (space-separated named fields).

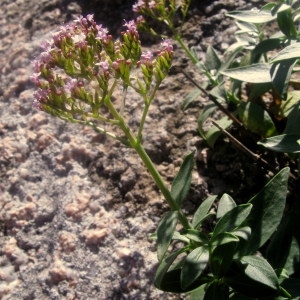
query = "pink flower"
xmin=136 ymin=15 xmax=145 ymax=25
xmin=40 ymin=40 xmax=52 ymax=51
xmin=64 ymin=79 xmax=79 ymax=94
xmin=141 ymin=50 xmax=153 ymax=62
xmin=86 ymin=14 xmax=94 ymax=22
xmin=123 ymin=20 xmax=138 ymax=34
xmin=148 ymin=0 xmax=156 ymax=9
xmin=33 ymin=88 xmax=50 ymax=102
xmin=74 ymin=15 xmax=88 ymax=27
xmin=99 ymin=61 xmax=110 ymax=72
xmin=32 ymin=59 xmax=41 ymax=73
xmin=30 ymin=73 xmax=41 ymax=86
xmin=32 ymin=99 xmax=42 ymax=110
xmin=160 ymin=39 xmax=173 ymax=53
xmin=96 ymin=24 xmax=109 ymax=42
xmin=132 ymin=0 xmax=145 ymax=12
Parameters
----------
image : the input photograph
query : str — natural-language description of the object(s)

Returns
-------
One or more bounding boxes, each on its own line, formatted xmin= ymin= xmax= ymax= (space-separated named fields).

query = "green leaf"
xmin=198 ymin=103 xmax=217 ymax=140
xmin=172 ymin=231 xmax=190 ymax=243
xmin=226 ymin=9 xmax=277 ymax=24
xmin=182 ymin=88 xmax=202 ymax=110
xmin=171 ymin=152 xmax=194 ymax=206
xmin=222 ymin=45 xmax=244 ymax=71
xmin=277 ymin=8 xmax=298 ymax=38
xmin=272 ymin=43 xmax=300 ymax=62
xmin=239 ymin=167 xmax=289 ymax=255
xmin=181 ymin=246 xmax=210 ymax=289
xmin=248 ymin=82 xmax=274 ymax=101
xmin=258 ymin=103 xmax=300 ymax=153
xmin=213 ymin=204 xmax=253 ymax=237
xmin=205 ymin=116 xmax=233 ymax=148
xmin=205 ymin=46 xmax=221 ymax=71
xmin=283 ymin=237 xmax=300 ymax=276
xmin=271 ymin=58 xmax=297 ymax=100
xmin=235 ymin=20 xmax=258 ymax=35
xmin=252 ymin=38 xmax=282 ymax=63
xmin=238 ymin=102 xmax=277 ymax=137
xmin=221 ymin=63 xmax=272 ymax=83
xmin=280 ymin=90 xmax=300 ymax=117
xmin=284 ymin=103 xmax=300 ymax=134
xmin=156 ymin=268 xmax=211 ymax=293
xmin=154 ymin=248 xmax=186 ymax=291
xmin=210 ymin=233 xmax=240 ymax=277
xmin=204 ymin=281 xmax=229 ymax=300
xmin=225 ymin=256 xmax=280 ymax=298
xmin=258 ymin=134 xmax=300 ymax=153
xmin=157 ymin=211 xmax=179 ymax=261
xmin=231 ymin=226 xmax=252 ymax=241
xmin=182 ymin=229 xmax=209 ymax=243
xmin=186 ymin=284 xmax=206 ymax=300
xmin=242 ymin=255 xmax=279 ymax=289
xmin=192 ymin=195 xmax=218 ymax=228
xmin=266 ymin=204 xmax=300 ymax=275
xmin=216 ymin=193 xmax=237 ymax=220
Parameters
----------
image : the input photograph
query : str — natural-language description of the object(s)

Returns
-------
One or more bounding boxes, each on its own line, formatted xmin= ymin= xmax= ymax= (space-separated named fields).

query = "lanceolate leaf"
xmin=216 ymin=193 xmax=236 ymax=219
xmin=226 ymin=10 xmax=277 ymax=24
xmin=205 ymin=117 xmax=233 ymax=148
xmin=213 ymin=204 xmax=253 ymax=237
xmin=157 ymin=211 xmax=179 ymax=261
xmin=182 ymin=229 xmax=209 ymax=243
xmin=210 ymin=233 xmax=239 ymax=277
xmin=171 ymin=152 xmax=194 ymax=206
xmin=154 ymin=248 xmax=186 ymax=290
xmin=192 ymin=195 xmax=217 ymax=228
xmin=252 ymin=38 xmax=282 ymax=63
xmin=258 ymin=134 xmax=300 ymax=153
xmin=241 ymin=256 xmax=279 ymax=290
xmin=182 ymin=88 xmax=202 ymax=110
xmin=198 ymin=103 xmax=217 ymax=140
xmin=261 ymin=105 xmax=300 ymax=153
xmin=181 ymin=246 xmax=210 ymax=289
xmin=238 ymin=102 xmax=277 ymax=137
xmin=284 ymin=103 xmax=300 ymax=135
xmin=221 ymin=63 xmax=272 ymax=83
xmin=270 ymin=58 xmax=297 ymax=100
xmin=277 ymin=8 xmax=298 ymax=38
xmin=204 ymin=46 xmax=221 ymax=71
xmin=225 ymin=256 xmax=280 ymax=298
xmin=239 ymin=167 xmax=289 ymax=255
xmin=272 ymin=43 xmax=300 ymax=62
xmin=231 ymin=226 xmax=251 ymax=241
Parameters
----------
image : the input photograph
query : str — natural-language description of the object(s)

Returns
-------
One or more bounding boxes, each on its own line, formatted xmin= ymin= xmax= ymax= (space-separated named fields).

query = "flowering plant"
xmin=31 ymin=5 xmax=298 ymax=300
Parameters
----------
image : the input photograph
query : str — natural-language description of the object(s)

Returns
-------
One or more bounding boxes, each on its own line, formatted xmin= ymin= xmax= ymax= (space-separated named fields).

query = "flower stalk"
xmin=31 ymin=14 xmax=191 ymax=231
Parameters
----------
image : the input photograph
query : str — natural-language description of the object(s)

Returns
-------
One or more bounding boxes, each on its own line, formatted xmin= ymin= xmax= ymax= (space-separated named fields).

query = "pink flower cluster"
xmin=31 ymin=14 xmax=173 ymax=122
xmin=133 ymin=0 xmax=157 ymax=12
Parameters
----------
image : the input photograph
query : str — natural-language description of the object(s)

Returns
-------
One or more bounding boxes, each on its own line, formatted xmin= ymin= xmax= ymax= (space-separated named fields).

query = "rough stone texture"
xmin=0 ymin=0 xmax=261 ymax=299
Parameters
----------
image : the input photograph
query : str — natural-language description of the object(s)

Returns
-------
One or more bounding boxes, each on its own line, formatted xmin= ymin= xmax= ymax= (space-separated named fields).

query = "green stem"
xmin=137 ymin=84 xmax=159 ymax=143
xmin=133 ymin=142 xmax=191 ymax=230
xmin=174 ymin=35 xmax=198 ymax=65
xmin=105 ymin=98 xmax=191 ymax=230
xmin=137 ymin=100 xmax=150 ymax=143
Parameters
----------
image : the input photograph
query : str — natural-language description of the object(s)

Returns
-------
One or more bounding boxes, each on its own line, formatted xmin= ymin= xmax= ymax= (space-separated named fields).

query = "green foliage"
xmin=171 ymin=151 xmax=194 ymax=206
xmin=153 ymin=164 xmax=295 ymax=299
xmin=32 ymin=1 xmax=300 ymax=299
xmin=184 ymin=0 xmax=300 ymax=151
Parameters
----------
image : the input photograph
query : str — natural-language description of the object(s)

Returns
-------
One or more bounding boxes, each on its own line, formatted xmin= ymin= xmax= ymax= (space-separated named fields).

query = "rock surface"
xmin=0 ymin=0 xmax=260 ymax=299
